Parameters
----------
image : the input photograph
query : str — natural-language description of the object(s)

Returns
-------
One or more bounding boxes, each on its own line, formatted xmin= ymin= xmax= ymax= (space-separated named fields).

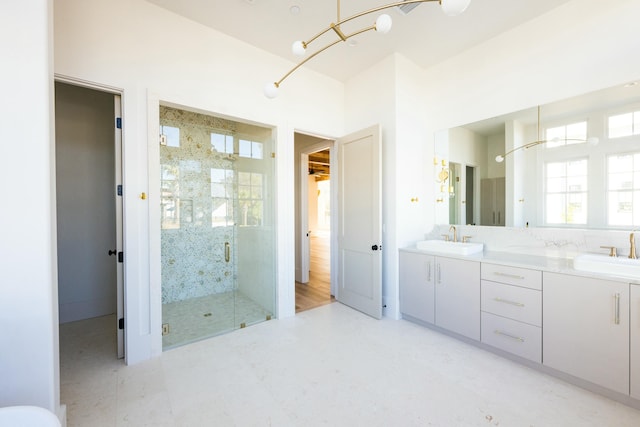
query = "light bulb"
xmin=292 ymin=40 xmax=306 ymax=57
xmin=375 ymin=14 xmax=392 ymax=34
xmin=587 ymin=136 xmax=599 ymax=146
xmin=495 ymin=155 xmax=505 ymax=163
xmin=440 ymin=0 xmax=471 ymax=16
xmin=263 ymin=82 xmax=279 ymax=99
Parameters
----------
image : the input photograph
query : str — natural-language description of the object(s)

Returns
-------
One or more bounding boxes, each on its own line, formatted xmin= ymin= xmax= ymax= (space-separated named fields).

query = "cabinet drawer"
xmin=481 ymin=280 xmax=541 ymax=326
xmin=481 ymin=312 xmax=541 ymax=363
xmin=481 ymin=263 xmax=542 ymax=290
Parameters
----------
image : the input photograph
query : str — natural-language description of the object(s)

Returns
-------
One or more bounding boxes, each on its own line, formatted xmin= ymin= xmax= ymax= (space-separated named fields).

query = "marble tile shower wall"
xmin=160 ymin=106 xmax=239 ymax=304
xmin=427 ymin=224 xmax=639 ymax=259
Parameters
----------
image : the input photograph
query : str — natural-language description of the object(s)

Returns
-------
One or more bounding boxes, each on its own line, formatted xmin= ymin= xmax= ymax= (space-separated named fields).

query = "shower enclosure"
xmin=159 ymin=106 xmax=275 ymax=349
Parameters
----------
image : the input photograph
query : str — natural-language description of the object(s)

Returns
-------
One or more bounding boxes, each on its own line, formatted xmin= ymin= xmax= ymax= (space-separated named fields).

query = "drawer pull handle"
xmin=494 ymin=297 xmax=525 ymax=307
xmin=493 ymin=272 xmax=525 ymax=280
xmin=614 ymin=293 xmax=620 ymax=325
xmin=494 ymin=330 xmax=525 ymax=342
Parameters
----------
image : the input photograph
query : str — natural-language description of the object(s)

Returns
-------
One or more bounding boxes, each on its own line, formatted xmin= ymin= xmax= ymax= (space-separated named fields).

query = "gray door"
xmin=337 ymin=125 xmax=382 ymax=319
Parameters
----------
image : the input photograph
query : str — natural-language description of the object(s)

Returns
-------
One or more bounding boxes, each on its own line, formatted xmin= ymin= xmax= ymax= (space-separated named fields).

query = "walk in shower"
xmin=160 ymin=106 xmax=275 ymax=349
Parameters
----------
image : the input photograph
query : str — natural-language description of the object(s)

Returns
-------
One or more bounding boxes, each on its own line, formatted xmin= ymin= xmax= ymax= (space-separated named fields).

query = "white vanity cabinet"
xmin=435 ymin=256 xmax=480 ymax=340
xmin=399 ymin=251 xmax=435 ymax=323
xmin=631 ymin=284 xmax=640 ymax=399
xmin=480 ymin=263 xmax=542 ymax=362
xmin=543 ymin=272 xmax=629 ymax=395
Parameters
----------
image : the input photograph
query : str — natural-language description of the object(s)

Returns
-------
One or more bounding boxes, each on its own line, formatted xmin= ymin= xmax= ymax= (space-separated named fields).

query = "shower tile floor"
xmin=162 ymin=291 xmax=272 ymax=349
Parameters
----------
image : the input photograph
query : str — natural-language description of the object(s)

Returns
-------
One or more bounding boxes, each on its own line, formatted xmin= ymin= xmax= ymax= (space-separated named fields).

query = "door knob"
xmin=108 ymin=249 xmax=117 ymax=256
xmin=371 ymin=245 xmax=379 ymax=251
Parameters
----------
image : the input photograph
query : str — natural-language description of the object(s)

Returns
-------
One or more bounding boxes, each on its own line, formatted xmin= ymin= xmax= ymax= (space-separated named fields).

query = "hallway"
xmin=295 ymin=231 xmax=334 ymax=312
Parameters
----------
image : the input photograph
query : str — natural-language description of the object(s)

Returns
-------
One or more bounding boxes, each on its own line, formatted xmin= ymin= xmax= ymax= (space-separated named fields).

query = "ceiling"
xmin=146 ymin=0 xmax=572 ymax=83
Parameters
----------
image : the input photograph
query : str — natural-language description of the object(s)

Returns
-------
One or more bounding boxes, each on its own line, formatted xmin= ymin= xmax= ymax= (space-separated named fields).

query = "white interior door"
xmin=114 ymin=95 xmax=124 ymax=359
xmin=337 ymin=125 xmax=382 ymax=319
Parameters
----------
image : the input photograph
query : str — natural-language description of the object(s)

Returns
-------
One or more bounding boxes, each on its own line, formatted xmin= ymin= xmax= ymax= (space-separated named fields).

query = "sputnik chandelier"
xmin=263 ymin=0 xmax=472 ymax=98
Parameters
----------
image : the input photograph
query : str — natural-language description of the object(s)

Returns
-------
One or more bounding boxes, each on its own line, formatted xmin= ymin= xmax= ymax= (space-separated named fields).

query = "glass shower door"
xmin=159 ymin=106 xmax=275 ymax=350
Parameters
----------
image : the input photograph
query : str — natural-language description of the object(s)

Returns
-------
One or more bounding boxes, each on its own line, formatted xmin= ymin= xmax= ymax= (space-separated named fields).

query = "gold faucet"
xmin=449 ymin=225 xmax=457 ymax=243
xmin=630 ymin=232 xmax=637 ymax=259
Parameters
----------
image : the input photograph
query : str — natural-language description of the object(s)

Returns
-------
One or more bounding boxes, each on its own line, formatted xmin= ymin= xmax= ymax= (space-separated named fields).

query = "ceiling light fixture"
xmin=495 ymin=106 xmax=599 ymax=163
xmin=263 ymin=0 xmax=471 ymax=98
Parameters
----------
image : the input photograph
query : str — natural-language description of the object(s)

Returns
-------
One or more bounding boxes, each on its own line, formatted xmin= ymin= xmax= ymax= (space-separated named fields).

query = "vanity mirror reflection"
xmin=435 ymin=79 xmax=640 ymax=229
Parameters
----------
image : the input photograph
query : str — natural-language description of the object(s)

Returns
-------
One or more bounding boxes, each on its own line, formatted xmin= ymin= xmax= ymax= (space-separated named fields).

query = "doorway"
xmin=158 ymin=105 xmax=276 ymax=349
xmin=295 ymin=134 xmax=335 ymax=312
xmin=54 ymin=80 xmax=124 ymax=358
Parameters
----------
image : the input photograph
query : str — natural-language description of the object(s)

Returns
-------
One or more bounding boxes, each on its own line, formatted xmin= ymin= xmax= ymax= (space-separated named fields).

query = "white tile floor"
xmin=162 ymin=291 xmax=273 ymax=349
xmin=60 ymin=303 xmax=640 ymax=426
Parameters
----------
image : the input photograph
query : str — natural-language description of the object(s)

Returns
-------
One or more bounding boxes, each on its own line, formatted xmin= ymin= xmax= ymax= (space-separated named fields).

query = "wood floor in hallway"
xmin=295 ymin=231 xmax=335 ymax=313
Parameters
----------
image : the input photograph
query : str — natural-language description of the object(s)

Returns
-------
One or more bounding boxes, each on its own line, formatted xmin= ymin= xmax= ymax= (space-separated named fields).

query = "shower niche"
xmin=159 ymin=106 xmax=275 ymax=349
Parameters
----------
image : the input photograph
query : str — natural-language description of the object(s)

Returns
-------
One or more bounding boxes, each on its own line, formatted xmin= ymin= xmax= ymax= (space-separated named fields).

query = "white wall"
xmin=0 ymin=0 xmax=62 ymax=421
xmin=54 ymin=0 xmax=346 ymax=363
xmin=345 ymin=54 xmax=429 ymax=319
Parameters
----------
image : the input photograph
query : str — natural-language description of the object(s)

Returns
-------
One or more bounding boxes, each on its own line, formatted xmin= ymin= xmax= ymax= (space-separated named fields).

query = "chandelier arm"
xmin=276 ymin=38 xmax=345 ymax=87
xmin=303 ymin=0 xmax=438 ymax=47
xmin=277 ymin=25 xmax=377 ymax=87
xmin=498 ymin=140 xmax=546 ymax=159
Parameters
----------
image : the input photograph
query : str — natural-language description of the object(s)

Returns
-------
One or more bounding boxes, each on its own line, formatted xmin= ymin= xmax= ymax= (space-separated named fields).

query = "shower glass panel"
xmin=160 ymin=106 xmax=275 ymax=350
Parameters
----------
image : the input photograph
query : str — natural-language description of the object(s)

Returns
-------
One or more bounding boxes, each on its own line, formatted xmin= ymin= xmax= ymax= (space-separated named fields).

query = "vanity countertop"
xmin=400 ymin=246 xmax=640 ymax=285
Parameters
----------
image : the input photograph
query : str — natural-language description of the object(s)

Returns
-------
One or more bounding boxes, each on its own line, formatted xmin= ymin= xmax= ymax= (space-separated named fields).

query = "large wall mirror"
xmin=435 ymin=79 xmax=640 ymax=230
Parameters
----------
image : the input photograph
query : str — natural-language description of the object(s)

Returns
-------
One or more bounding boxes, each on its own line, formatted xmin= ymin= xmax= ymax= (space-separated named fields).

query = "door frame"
xmin=299 ymin=140 xmax=335 ymax=293
xmin=54 ymin=74 xmax=126 ymax=359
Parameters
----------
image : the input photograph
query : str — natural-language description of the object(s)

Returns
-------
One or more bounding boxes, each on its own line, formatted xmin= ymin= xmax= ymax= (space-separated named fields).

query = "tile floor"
xmin=60 ymin=303 xmax=640 ymax=426
xmin=161 ymin=291 xmax=273 ymax=349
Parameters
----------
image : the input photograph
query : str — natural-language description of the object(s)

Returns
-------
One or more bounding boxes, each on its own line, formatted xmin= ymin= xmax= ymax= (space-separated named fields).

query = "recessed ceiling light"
xmin=348 ymin=39 xmax=358 ymax=47
xmin=245 ymin=0 xmax=256 ymax=5
xmin=290 ymin=5 xmax=301 ymax=15
xmin=624 ymin=81 xmax=638 ymax=87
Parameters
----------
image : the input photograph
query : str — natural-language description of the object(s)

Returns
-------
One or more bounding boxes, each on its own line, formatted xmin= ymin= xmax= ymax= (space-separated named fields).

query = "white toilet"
xmin=0 ymin=406 xmax=60 ymax=427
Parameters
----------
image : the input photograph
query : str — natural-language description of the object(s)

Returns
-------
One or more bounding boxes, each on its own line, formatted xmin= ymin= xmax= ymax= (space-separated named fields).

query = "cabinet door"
xmin=631 ymin=285 xmax=640 ymax=399
xmin=543 ymin=272 xmax=629 ymax=394
xmin=399 ymin=251 xmax=435 ymax=323
xmin=435 ymin=256 xmax=480 ymax=340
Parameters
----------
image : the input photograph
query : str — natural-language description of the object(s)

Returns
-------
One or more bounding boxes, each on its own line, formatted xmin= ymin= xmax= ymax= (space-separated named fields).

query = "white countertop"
xmin=400 ymin=246 xmax=640 ymax=285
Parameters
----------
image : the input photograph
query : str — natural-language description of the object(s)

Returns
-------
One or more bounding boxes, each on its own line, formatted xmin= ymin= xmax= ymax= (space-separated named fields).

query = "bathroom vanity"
xmin=399 ymin=244 xmax=640 ymax=408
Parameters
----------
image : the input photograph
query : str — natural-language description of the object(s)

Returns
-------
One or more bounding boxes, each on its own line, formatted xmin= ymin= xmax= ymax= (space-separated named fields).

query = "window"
xmin=161 ymin=164 xmax=180 ymax=229
xmin=211 ymin=168 xmax=234 ymax=227
xmin=608 ymin=111 xmax=640 ymax=138
xmin=239 ymin=139 xmax=264 ymax=159
xmin=238 ymin=172 xmax=264 ymax=226
xmin=211 ymin=132 xmax=234 ymax=154
xmin=607 ymin=153 xmax=640 ymax=226
xmin=545 ymin=122 xmax=588 ymax=148
xmin=545 ymin=159 xmax=588 ymax=225
xmin=160 ymin=125 xmax=180 ymax=147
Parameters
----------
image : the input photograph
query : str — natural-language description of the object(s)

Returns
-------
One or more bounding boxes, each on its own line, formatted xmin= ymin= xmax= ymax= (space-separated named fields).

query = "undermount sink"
xmin=573 ymin=253 xmax=640 ymax=278
xmin=415 ymin=240 xmax=484 ymax=255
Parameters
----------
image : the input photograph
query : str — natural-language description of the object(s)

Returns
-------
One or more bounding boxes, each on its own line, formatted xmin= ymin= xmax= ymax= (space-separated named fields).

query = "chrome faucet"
xmin=449 ymin=225 xmax=457 ymax=243
xmin=630 ymin=232 xmax=637 ymax=259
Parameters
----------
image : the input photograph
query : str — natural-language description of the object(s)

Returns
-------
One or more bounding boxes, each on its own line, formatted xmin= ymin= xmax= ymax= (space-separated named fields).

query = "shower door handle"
xmin=225 ymin=242 xmax=230 ymax=263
